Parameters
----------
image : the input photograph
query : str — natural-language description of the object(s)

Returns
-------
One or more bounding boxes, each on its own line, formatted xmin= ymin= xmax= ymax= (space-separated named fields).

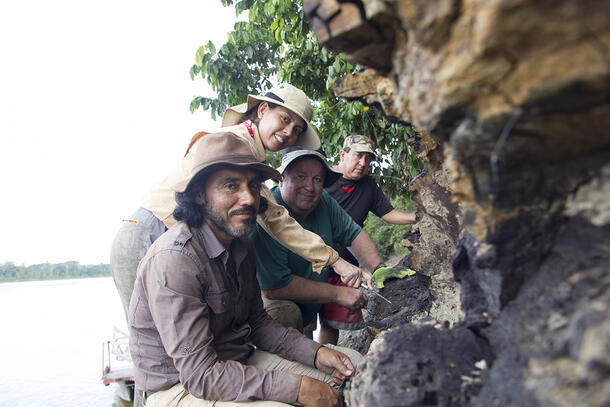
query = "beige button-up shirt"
xmin=129 ymin=221 xmax=321 ymax=403
xmin=140 ymin=121 xmax=339 ymax=273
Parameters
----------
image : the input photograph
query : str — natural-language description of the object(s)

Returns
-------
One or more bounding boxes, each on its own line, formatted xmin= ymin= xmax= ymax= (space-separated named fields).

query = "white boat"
xmin=102 ymin=327 xmax=135 ymax=407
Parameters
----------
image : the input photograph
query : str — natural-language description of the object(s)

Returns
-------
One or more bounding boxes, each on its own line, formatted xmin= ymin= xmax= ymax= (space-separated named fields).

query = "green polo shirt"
xmin=251 ymin=186 xmax=362 ymax=327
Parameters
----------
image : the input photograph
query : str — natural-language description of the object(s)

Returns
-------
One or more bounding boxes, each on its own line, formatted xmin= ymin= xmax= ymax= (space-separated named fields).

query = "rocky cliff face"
xmin=304 ymin=0 xmax=610 ymax=405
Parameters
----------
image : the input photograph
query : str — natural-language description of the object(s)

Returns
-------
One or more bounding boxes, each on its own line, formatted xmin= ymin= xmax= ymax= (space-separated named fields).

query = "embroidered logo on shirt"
xmin=342 ymin=186 xmax=355 ymax=193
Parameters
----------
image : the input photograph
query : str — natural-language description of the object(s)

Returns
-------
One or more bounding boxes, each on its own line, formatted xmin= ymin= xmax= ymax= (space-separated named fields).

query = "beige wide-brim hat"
xmin=221 ymin=83 xmax=321 ymax=150
xmin=277 ymin=147 xmax=342 ymax=187
xmin=170 ymin=132 xmax=281 ymax=193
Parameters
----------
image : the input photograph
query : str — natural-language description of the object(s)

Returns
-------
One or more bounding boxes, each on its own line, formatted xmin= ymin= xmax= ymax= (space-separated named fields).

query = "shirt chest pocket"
xmin=206 ymin=288 xmax=250 ymax=324
xmin=205 ymin=291 xmax=233 ymax=330
xmin=206 ymin=291 xmax=231 ymax=313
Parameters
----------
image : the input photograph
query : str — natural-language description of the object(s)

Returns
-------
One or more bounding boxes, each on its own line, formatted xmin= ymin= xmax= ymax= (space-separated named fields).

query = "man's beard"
xmin=203 ymin=201 xmax=257 ymax=239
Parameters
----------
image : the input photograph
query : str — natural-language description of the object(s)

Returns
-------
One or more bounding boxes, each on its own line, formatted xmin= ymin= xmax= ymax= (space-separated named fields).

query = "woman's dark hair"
xmin=242 ymin=101 xmax=279 ymax=123
xmin=173 ymin=173 xmax=208 ymax=228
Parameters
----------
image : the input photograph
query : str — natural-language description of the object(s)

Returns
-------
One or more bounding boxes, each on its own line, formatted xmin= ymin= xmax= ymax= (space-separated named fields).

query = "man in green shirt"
xmin=251 ymin=148 xmax=382 ymax=343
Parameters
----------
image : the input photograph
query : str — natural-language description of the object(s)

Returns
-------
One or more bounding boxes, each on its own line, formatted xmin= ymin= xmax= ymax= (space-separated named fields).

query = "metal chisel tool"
xmin=361 ymin=282 xmax=392 ymax=304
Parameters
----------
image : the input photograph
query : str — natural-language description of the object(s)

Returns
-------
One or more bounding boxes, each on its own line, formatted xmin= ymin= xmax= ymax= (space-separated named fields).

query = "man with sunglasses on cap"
xmin=321 ymin=134 xmax=417 ymax=344
xmin=251 ymin=148 xmax=383 ymax=344
xmin=128 ymin=133 xmax=362 ymax=407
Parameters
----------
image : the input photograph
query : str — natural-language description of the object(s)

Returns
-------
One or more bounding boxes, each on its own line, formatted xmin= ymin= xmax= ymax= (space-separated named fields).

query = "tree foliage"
xmin=363 ymin=197 xmax=416 ymax=260
xmin=190 ymin=0 xmax=422 ymax=201
xmin=0 ymin=261 xmax=110 ymax=282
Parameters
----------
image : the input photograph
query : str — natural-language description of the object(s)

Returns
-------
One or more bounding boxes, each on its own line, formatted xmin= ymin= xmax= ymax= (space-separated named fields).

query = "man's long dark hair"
xmin=173 ymin=170 xmax=268 ymax=228
xmin=173 ymin=173 xmax=207 ymax=228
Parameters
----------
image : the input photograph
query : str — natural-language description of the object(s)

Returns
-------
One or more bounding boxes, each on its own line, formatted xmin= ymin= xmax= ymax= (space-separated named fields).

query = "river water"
xmin=0 ymin=277 xmax=127 ymax=407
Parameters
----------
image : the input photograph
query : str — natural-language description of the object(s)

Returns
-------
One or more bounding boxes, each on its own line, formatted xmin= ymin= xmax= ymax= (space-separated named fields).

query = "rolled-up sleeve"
xmin=141 ymin=250 xmax=304 ymax=404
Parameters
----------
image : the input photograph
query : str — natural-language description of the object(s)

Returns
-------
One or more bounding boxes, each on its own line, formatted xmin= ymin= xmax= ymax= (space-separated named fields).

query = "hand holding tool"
xmin=360 ymin=282 xmax=392 ymax=304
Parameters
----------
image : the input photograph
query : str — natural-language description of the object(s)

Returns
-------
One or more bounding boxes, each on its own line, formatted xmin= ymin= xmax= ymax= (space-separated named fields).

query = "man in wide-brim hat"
xmin=128 ymin=132 xmax=363 ymax=407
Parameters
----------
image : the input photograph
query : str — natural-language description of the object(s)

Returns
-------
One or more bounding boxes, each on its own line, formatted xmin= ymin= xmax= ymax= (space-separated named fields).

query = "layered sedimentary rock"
xmin=305 ymin=0 xmax=610 ymax=405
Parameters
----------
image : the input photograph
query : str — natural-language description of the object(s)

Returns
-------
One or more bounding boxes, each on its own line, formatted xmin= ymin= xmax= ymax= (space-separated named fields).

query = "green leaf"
xmin=264 ymin=1 xmax=273 ymax=16
xmin=333 ymin=59 xmax=341 ymax=73
xmin=189 ymin=64 xmax=200 ymax=81
xmin=207 ymin=40 xmax=216 ymax=55
xmin=195 ymin=46 xmax=205 ymax=66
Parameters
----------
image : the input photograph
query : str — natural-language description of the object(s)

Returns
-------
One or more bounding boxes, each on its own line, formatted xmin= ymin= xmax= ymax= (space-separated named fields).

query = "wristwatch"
xmin=374 ymin=263 xmax=387 ymax=272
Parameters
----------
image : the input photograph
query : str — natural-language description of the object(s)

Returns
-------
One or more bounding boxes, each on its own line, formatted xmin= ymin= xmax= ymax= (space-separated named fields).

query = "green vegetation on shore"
xmin=364 ymin=197 xmax=415 ymax=260
xmin=0 ymin=261 xmax=110 ymax=282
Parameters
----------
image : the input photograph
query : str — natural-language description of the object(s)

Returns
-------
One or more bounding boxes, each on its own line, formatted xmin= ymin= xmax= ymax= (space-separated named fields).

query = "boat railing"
xmin=102 ymin=326 xmax=133 ymax=385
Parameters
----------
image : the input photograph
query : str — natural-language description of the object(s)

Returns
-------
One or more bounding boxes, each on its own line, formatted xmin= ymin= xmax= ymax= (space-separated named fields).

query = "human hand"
xmin=335 ymin=286 xmax=367 ymax=312
xmin=314 ymin=346 xmax=355 ymax=386
xmin=331 ymin=258 xmax=373 ymax=288
xmin=361 ymin=270 xmax=374 ymax=289
xmin=297 ymin=376 xmax=341 ymax=407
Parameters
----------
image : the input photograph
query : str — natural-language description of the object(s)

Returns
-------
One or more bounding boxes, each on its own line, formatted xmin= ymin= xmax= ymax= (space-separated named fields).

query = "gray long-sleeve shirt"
xmin=128 ymin=221 xmax=321 ymax=404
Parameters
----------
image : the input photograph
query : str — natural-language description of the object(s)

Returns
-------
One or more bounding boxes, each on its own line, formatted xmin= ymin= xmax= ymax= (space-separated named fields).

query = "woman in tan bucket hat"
xmin=110 ymin=83 xmax=370 ymax=325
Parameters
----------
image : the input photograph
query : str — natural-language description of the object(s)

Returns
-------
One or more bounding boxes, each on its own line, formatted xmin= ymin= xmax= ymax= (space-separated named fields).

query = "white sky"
xmin=0 ymin=0 xmax=239 ymax=266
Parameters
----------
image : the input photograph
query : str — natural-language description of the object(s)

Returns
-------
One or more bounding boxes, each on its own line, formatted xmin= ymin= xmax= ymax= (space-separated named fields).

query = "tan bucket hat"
xmin=170 ymin=132 xmax=281 ymax=193
xmin=221 ymin=83 xmax=321 ymax=150
xmin=277 ymin=147 xmax=342 ymax=187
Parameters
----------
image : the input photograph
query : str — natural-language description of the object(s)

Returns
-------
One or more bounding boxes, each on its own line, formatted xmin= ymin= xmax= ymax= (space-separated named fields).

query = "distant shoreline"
xmin=0 ymin=274 xmax=112 ymax=283
xmin=0 ymin=261 xmax=111 ymax=282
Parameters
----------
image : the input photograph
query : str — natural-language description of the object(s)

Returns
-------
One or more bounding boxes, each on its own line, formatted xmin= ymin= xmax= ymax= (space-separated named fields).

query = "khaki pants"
xmin=261 ymin=297 xmax=304 ymax=333
xmin=145 ymin=345 xmax=363 ymax=407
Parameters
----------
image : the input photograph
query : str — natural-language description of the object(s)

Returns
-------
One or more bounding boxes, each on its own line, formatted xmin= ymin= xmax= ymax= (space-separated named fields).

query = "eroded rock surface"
xmin=340 ymin=271 xmax=433 ymax=354
xmin=345 ymin=324 xmax=493 ymax=407
xmin=475 ymin=213 xmax=610 ymax=406
xmin=305 ymin=0 xmax=610 ymax=405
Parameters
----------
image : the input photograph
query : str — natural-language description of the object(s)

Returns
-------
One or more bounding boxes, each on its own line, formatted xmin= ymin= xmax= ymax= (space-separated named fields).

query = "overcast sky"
xmin=0 ymin=1 xmax=238 ymax=265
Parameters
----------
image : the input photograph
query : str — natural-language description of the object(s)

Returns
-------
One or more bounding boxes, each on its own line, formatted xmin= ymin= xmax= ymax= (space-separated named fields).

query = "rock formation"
xmin=304 ymin=0 xmax=610 ymax=405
